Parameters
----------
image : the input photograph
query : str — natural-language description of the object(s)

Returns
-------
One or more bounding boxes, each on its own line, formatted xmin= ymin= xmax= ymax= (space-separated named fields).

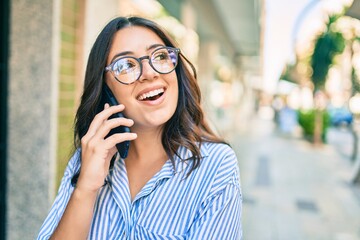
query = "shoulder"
xmin=60 ymin=149 xmax=81 ymax=185
xmin=67 ymin=149 xmax=81 ymax=173
xmin=176 ymin=142 xmax=237 ymax=172
xmin=184 ymin=142 xmax=241 ymax=202
xmin=54 ymin=149 xmax=81 ymax=202
xmin=201 ymin=142 xmax=240 ymax=188
xmin=201 ymin=141 xmax=235 ymax=158
xmin=201 ymin=142 xmax=238 ymax=170
xmin=175 ymin=142 xmax=240 ymax=185
xmin=37 ymin=150 xmax=81 ymax=239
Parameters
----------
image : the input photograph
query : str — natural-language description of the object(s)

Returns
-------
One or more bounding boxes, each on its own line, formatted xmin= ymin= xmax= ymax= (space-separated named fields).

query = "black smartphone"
xmin=102 ymin=84 xmax=131 ymax=159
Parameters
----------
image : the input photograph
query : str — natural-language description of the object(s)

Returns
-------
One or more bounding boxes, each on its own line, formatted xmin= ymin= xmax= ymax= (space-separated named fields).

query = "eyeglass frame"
xmin=104 ymin=46 xmax=181 ymax=85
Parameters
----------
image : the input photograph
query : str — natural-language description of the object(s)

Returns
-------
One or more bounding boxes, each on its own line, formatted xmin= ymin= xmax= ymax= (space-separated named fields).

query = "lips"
xmin=137 ymin=87 xmax=165 ymax=101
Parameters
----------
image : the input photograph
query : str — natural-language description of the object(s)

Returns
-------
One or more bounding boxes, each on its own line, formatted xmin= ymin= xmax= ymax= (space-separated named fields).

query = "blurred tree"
xmin=311 ymin=15 xmax=346 ymax=90
xmin=310 ymin=14 xmax=345 ymax=144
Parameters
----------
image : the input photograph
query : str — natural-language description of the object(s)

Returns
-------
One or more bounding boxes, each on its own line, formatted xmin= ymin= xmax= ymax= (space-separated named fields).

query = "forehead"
xmin=110 ymin=26 xmax=165 ymax=55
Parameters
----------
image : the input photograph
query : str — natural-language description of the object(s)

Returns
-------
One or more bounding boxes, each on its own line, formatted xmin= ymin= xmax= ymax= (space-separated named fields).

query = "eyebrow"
xmin=110 ymin=43 xmax=165 ymax=63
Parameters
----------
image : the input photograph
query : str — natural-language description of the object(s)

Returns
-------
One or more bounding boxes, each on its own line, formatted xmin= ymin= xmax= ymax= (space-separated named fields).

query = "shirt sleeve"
xmin=187 ymin=146 xmax=243 ymax=240
xmin=36 ymin=150 xmax=81 ymax=240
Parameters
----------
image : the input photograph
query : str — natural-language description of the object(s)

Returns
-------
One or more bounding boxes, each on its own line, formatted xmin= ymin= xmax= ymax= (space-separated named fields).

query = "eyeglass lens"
xmin=110 ymin=47 xmax=178 ymax=84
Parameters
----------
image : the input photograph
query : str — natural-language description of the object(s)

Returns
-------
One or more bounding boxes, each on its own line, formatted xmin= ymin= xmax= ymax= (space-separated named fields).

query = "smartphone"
xmin=102 ymin=84 xmax=131 ymax=159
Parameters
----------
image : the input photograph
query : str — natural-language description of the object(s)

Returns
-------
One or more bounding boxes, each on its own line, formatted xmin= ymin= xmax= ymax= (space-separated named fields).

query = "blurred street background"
xmin=233 ymin=115 xmax=360 ymax=239
xmin=1 ymin=0 xmax=360 ymax=239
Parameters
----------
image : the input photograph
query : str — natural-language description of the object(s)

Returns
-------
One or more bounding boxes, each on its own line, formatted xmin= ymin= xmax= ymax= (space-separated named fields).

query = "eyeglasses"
xmin=105 ymin=46 xmax=180 ymax=85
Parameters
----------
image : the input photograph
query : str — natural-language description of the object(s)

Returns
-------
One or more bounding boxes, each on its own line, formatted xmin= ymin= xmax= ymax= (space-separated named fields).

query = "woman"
xmin=37 ymin=16 xmax=242 ymax=239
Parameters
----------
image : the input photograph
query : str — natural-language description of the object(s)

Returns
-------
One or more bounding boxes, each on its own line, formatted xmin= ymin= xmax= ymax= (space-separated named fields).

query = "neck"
xmin=126 ymin=125 xmax=167 ymax=163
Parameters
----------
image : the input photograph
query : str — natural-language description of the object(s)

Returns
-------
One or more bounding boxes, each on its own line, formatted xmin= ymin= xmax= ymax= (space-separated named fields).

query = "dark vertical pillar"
xmin=0 ymin=0 xmax=9 ymax=239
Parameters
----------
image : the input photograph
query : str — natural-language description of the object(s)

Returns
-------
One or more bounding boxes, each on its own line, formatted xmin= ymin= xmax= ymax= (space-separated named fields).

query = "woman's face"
xmin=105 ymin=26 xmax=179 ymax=133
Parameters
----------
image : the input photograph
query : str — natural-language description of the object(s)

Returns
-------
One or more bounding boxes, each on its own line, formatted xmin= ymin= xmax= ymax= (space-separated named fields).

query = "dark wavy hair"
xmin=72 ymin=16 xmax=225 ymax=184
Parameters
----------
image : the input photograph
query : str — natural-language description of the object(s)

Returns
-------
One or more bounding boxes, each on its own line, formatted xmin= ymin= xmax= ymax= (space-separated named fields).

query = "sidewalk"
xmin=229 ymin=117 xmax=360 ymax=240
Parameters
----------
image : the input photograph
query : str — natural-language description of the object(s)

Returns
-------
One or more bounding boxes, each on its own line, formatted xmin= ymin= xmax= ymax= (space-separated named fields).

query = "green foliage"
xmin=298 ymin=109 xmax=330 ymax=141
xmin=311 ymin=15 xmax=345 ymax=91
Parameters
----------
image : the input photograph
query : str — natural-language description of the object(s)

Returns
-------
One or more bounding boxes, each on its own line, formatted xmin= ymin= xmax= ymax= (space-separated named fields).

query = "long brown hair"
xmin=73 ymin=16 xmax=225 ymax=182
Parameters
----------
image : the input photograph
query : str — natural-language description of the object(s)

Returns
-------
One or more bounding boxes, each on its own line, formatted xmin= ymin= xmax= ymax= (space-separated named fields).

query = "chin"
xmin=138 ymin=110 xmax=175 ymax=130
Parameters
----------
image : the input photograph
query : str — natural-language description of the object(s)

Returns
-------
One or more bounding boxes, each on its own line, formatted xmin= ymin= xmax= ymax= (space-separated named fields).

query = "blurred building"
xmin=0 ymin=0 xmax=262 ymax=239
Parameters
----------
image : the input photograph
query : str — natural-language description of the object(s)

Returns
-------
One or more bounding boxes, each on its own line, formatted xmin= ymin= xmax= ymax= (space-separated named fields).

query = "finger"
xmin=104 ymin=132 xmax=137 ymax=148
xmin=94 ymin=117 xmax=135 ymax=140
xmin=85 ymin=104 xmax=126 ymax=139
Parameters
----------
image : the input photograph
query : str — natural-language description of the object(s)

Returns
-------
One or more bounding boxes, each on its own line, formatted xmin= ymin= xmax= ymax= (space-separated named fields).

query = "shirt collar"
xmin=133 ymin=159 xmax=174 ymax=202
xmin=109 ymin=142 xmax=210 ymax=203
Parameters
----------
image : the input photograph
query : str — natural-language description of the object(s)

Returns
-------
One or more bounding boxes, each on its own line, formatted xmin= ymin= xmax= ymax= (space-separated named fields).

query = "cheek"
xmin=120 ymin=99 xmax=137 ymax=120
xmin=114 ymin=88 xmax=132 ymax=107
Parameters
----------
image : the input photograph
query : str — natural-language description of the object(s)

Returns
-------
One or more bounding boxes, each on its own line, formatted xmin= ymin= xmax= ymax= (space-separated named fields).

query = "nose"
xmin=138 ymin=57 xmax=158 ymax=82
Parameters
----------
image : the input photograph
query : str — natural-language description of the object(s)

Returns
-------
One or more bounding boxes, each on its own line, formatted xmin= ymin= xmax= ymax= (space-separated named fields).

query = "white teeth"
xmin=138 ymin=88 xmax=164 ymax=100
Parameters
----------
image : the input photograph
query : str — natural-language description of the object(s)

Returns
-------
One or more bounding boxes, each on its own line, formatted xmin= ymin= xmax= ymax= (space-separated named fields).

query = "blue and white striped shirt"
xmin=37 ymin=142 xmax=242 ymax=239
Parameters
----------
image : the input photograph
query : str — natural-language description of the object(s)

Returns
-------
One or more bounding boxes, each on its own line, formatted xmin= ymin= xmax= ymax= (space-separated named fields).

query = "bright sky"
xmin=263 ymin=0 xmax=353 ymax=93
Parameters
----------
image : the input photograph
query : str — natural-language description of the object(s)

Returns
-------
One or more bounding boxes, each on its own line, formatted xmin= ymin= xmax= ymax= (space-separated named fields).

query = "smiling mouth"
xmin=137 ymin=88 xmax=165 ymax=101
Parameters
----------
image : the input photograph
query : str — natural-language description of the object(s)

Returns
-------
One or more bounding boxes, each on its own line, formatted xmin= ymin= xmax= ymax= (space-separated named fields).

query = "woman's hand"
xmin=77 ymin=104 xmax=137 ymax=193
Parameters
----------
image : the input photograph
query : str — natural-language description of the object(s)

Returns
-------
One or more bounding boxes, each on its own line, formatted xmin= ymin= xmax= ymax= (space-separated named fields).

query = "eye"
xmin=112 ymin=58 xmax=138 ymax=75
xmin=152 ymin=50 xmax=170 ymax=62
